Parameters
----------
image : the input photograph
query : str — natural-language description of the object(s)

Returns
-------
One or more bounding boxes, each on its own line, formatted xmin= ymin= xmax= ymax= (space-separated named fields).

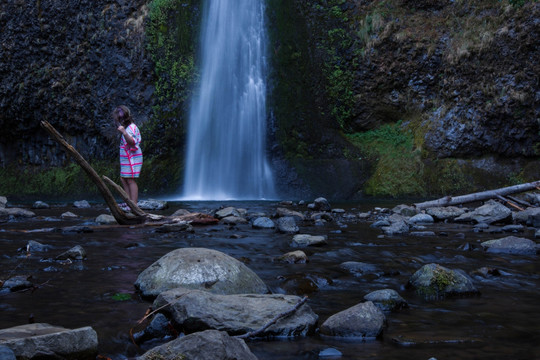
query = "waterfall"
xmin=181 ymin=0 xmax=275 ymax=200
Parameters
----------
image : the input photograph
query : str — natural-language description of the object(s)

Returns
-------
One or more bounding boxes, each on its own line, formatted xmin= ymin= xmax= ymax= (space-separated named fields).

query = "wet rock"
xmin=311 ymin=212 xmax=334 ymax=222
xmin=32 ymin=201 xmax=50 ymax=209
xmin=20 ymin=240 xmax=51 ymax=253
xmin=454 ymin=200 xmax=512 ymax=225
xmin=252 ymin=217 xmax=275 ymax=229
xmin=339 ymin=261 xmax=378 ymax=276
xmin=276 ymin=207 xmax=306 ymax=221
xmin=73 ymin=200 xmax=91 ymax=208
xmin=512 ymin=207 xmax=540 ymax=224
xmin=0 ymin=346 xmax=15 ymax=360
xmin=410 ymin=231 xmax=437 ymax=237
xmin=61 ymin=226 xmax=93 ymax=234
xmin=132 ymin=313 xmax=171 ymax=344
xmin=364 ymin=289 xmax=408 ymax=312
xmin=220 ymin=215 xmax=248 ymax=225
xmin=138 ymin=199 xmax=168 ymax=210
xmin=425 ymin=206 xmax=466 ymax=221
xmin=137 ymin=330 xmax=257 ymax=360
xmin=501 ymin=224 xmax=524 ymax=233
xmin=61 ymin=211 xmax=78 ymax=219
xmin=275 ymin=250 xmax=308 ymax=264
xmin=154 ymin=288 xmax=318 ymax=337
xmin=480 ymin=236 xmax=537 ymax=255
xmin=155 ymin=221 xmax=192 ymax=233
xmin=279 ymin=273 xmax=331 ymax=295
xmin=56 ymin=245 xmax=86 ymax=261
xmin=530 ymin=213 xmax=540 ymax=228
xmin=408 ymin=213 xmax=434 ymax=224
xmin=331 ymin=208 xmax=345 ymax=214
xmin=381 ymin=214 xmax=410 ymax=235
xmin=309 ymin=197 xmax=331 ymax=211
xmin=292 ymin=234 xmax=327 ymax=247
xmin=320 ymin=301 xmax=385 ymax=338
xmin=171 ymin=208 xmax=191 ymax=216
xmin=319 ymin=348 xmax=342 ymax=358
xmin=392 ymin=204 xmax=418 ymax=217
xmin=470 ymin=267 xmax=503 ymax=278
xmin=536 ymin=229 xmax=540 ymax=239
xmin=95 ymin=214 xmax=116 ymax=225
xmin=215 ymin=206 xmax=240 ymax=219
xmin=371 ymin=219 xmax=390 ymax=228
xmin=134 ymin=248 xmax=268 ymax=298
xmin=276 ymin=216 xmax=299 ymax=234
xmin=407 ymin=263 xmax=479 ymax=299
xmin=0 ymin=196 xmax=7 ymax=208
xmin=0 ymin=207 xmax=35 ymax=218
xmin=1 ymin=275 xmax=33 ymax=292
xmin=0 ymin=323 xmax=98 ymax=360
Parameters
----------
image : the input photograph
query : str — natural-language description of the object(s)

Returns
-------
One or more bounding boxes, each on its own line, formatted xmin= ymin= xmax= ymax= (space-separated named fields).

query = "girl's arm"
xmin=117 ymin=126 xmax=136 ymax=146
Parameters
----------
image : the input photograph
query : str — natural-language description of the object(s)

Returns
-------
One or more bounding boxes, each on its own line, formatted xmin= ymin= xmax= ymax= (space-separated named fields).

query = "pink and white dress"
xmin=119 ymin=123 xmax=143 ymax=178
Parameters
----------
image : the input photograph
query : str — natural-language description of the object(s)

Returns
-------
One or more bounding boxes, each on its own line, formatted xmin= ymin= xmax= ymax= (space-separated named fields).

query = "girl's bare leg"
xmin=128 ymin=179 xmax=138 ymax=203
xmin=120 ymin=177 xmax=131 ymax=201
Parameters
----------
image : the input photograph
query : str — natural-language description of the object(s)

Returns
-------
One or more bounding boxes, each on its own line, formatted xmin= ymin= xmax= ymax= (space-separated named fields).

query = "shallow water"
xmin=0 ymin=200 xmax=539 ymax=359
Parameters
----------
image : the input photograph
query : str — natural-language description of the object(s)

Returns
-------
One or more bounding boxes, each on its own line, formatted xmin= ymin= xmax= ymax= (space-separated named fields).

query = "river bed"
xmin=1 ymin=200 xmax=539 ymax=359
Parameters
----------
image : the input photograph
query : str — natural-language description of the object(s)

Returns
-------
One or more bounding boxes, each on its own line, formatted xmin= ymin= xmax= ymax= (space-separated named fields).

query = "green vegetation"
xmin=112 ymin=293 xmax=132 ymax=301
xmin=143 ymin=0 xmax=200 ymax=158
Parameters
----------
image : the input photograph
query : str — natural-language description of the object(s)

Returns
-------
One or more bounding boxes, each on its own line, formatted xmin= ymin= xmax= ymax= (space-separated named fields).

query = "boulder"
xmin=425 ymin=206 xmax=466 ymax=221
xmin=319 ymin=301 xmax=385 ymax=338
xmin=73 ymin=200 xmax=91 ymax=208
xmin=0 ymin=323 xmax=97 ymax=360
xmin=252 ymin=217 xmax=275 ymax=229
xmin=132 ymin=313 xmax=172 ymax=343
xmin=392 ymin=204 xmax=418 ymax=217
xmin=215 ymin=207 xmax=240 ymax=219
xmin=134 ymin=248 xmax=268 ymax=298
xmin=407 ymin=263 xmax=479 ymax=299
xmin=138 ymin=199 xmax=168 ymax=210
xmin=0 ymin=196 xmax=7 ymax=208
xmin=155 ymin=221 xmax=193 ymax=233
xmin=454 ymin=200 xmax=511 ymax=224
xmin=364 ymin=289 xmax=408 ymax=312
xmin=61 ymin=211 xmax=78 ymax=219
xmin=481 ymin=236 xmax=537 ymax=255
xmin=95 ymin=214 xmax=116 ymax=225
xmin=154 ymin=288 xmax=318 ymax=337
xmin=275 ymin=207 xmax=305 ymax=221
xmin=312 ymin=197 xmax=331 ymax=211
xmin=408 ymin=213 xmax=434 ymax=224
xmin=137 ymin=330 xmax=258 ymax=360
xmin=0 ymin=346 xmax=15 ymax=360
xmin=220 ymin=216 xmax=248 ymax=225
xmin=171 ymin=209 xmax=191 ymax=217
xmin=0 ymin=208 xmax=35 ymax=218
xmin=276 ymin=217 xmax=299 ymax=234
xmin=1 ymin=275 xmax=33 ymax=292
xmin=381 ymin=214 xmax=409 ymax=235
xmin=32 ymin=201 xmax=50 ymax=209
xmin=512 ymin=207 xmax=540 ymax=224
xmin=21 ymin=240 xmax=51 ymax=253
xmin=291 ymin=234 xmax=327 ymax=247
xmin=275 ymin=250 xmax=308 ymax=264
xmin=56 ymin=245 xmax=86 ymax=261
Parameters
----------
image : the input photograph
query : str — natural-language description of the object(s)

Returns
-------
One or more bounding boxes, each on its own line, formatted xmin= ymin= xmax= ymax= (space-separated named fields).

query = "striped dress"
xmin=119 ymin=123 xmax=143 ymax=178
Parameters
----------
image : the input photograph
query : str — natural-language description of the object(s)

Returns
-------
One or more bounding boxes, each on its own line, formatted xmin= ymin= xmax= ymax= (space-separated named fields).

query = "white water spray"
xmin=181 ymin=0 xmax=275 ymax=200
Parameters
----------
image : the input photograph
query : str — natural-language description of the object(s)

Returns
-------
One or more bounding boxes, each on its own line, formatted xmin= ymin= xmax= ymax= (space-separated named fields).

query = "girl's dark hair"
xmin=112 ymin=105 xmax=133 ymax=127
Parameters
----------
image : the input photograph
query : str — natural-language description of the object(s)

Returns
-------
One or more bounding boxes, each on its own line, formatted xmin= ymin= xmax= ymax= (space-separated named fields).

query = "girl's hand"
xmin=117 ymin=125 xmax=125 ymax=133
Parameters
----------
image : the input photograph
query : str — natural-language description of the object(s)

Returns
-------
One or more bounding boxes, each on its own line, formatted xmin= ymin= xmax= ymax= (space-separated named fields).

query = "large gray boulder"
xmin=154 ymin=288 xmax=318 ymax=337
xmin=275 ymin=208 xmax=305 ymax=221
xmin=381 ymin=214 xmax=410 ymax=235
xmin=0 ymin=196 xmax=7 ymax=208
xmin=319 ymin=301 xmax=385 ymax=338
xmin=512 ymin=207 xmax=540 ymax=225
xmin=137 ymin=330 xmax=258 ymax=360
xmin=425 ymin=206 xmax=466 ymax=221
xmin=364 ymin=289 xmax=408 ymax=312
xmin=134 ymin=248 xmax=268 ymax=298
xmin=454 ymin=200 xmax=511 ymax=224
xmin=276 ymin=217 xmax=299 ymax=234
xmin=0 ymin=207 xmax=35 ymax=218
xmin=481 ymin=236 xmax=537 ymax=255
xmin=291 ymin=234 xmax=327 ymax=247
xmin=407 ymin=263 xmax=479 ymax=299
xmin=0 ymin=323 xmax=97 ymax=360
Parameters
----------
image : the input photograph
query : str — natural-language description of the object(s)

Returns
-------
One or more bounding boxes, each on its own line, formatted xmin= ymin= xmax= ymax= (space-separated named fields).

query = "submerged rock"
xmin=292 ymin=234 xmax=327 ymax=247
xmin=407 ymin=263 xmax=479 ymax=299
xmin=56 ymin=245 xmax=86 ymax=261
xmin=32 ymin=201 xmax=50 ymax=209
xmin=364 ymin=289 xmax=408 ymax=312
xmin=134 ymin=248 xmax=268 ymax=298
xmin=0 ymin=323 xmax=98 ymax=360
xmin=137 ymin=330 xmax=258 ymax=360
xmin=154 ymin=288 xmax=318 ymax=337
xmin=275 ymin=250 xmax=308 ymax=264
xmin=320 ymin=301 xmax=385 ymax=338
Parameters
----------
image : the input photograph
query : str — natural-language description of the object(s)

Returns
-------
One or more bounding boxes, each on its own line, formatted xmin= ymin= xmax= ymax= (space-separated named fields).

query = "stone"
xmin=0 ymin=323 xmax=97 ymax=360
xmin=408 ymin=213 xmax=434 ymax=224
xmin=0 ymin=346 xmax=15 ymax=360
xmin=364 ymin=289 xmax=408 ymax=312
xmin=339 ymin=262 xmax=378 ymax=276
xmin=137 ymin=199 xmax=168 ymax=210
xmin=275 ymin=250 xmax=308 ymax=264
xmin=154 ymin=289 xmax=318 ymax=337
xmin=155 ymin=221 xmax=193 ymax=233
xmin=481 ymin=236 xmax=537 ymax=255
xmin=21 ymin=240 xmax=51 ymax=253
xmin=134 ymin=248 xmax=268 ymax=298
xmin=292 ymin=234 xmax=327 ymax=247
xmin=512 ymin=207 xmax=540 ymax=224
xmin=381 ymin=214 xmax=409 ymax=235
xmin=252 ymin=217 xmax=275 ymax=229
xmin=137 ymin=330 xmax=257 ymax=360
xmin=392 ymin=204 xmax=418 ymax=217
xmin=132 ymin=313 xmax=171 ymax=343
xmin=276 ymin=216 xmax=299 ymax=234
xmin=95 ymin=214 xmax=116 ymax=225
xmin=0 ymin=208 xmax=35 ymax=218
xmin=454 ymin=200 xmax=512 ymax=225
xmin=220 ymin=215 xmax=248 ymax=225
xmin=425 ymin=206 xmax=466 ymax=221
xmin=32 ymin=201 xmax=50 ymax=209
xmin=276 ymin=207 xmax=306 ymax=221
xmin=312 ymin=197 xmax=331 ymax=211
xmin=1 ymin=275 xmax=33 ymax=292
xmin=55 ymin=245 xmax=86 ymax=261
xmin=60 ymin=211 xmax=78 ymax=219
xmin=171 ymin=208 xmax=191 ymax=216
xmin=320 ymin=301 xmax=385 ymax=338
xmin=73 ymin=200 xmax=91 ymax=208
xmin=215 ymin=206 xmax=240 ymax=219
xmin=407 ymin=263 xmax=479 ymax=299
xmin=0 ymin=196 xmax=7 ymax=208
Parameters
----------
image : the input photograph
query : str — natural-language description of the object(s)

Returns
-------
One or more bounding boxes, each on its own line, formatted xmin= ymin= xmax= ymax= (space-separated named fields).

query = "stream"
xmin=0 ymin=200 xmax=538 ymax=359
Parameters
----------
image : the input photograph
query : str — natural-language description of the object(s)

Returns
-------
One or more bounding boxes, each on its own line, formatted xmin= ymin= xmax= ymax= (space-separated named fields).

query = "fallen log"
xmin=414 ymin=180 xmax=540 ymax=210
xmin=41 ymin=121 xmax=146 ymax=225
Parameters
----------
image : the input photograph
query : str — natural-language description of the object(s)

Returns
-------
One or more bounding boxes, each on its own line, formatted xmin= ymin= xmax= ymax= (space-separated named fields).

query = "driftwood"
xmin=414 ymin=180 xmax=540 ymax=210
xmin=41 ymin=121 xmax=147 ymax=225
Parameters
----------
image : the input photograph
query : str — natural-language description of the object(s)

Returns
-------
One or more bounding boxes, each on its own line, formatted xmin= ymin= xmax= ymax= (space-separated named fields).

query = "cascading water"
xmin=181 ymin=0 xmax=275 ymax=200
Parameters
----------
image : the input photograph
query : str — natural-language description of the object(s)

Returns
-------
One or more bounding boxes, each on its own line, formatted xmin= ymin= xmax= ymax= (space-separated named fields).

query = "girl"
xmin=112 ymin=105 xmax=143 ymax=207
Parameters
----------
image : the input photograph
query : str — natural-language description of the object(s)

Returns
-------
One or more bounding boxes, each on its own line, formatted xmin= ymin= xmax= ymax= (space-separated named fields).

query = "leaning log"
xmin=41 ymin=121 xmax=146 ymax=225
xmin=414 ymin=180 xmax=540 ymax=210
